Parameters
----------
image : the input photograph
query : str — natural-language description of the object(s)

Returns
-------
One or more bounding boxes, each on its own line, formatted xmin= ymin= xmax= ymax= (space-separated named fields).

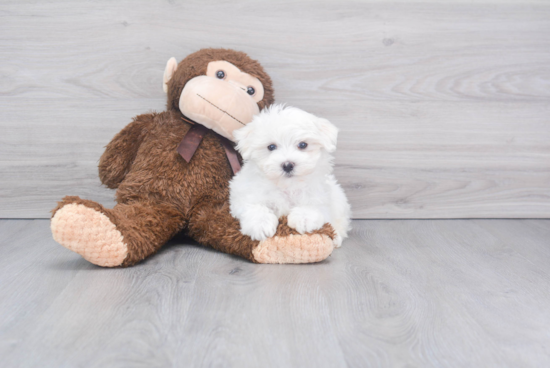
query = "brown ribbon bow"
xmin=177 ymin=117 xmax=241 ymax=175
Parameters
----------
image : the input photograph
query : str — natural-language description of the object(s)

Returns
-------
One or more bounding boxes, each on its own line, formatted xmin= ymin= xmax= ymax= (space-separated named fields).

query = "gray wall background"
xmin=1 ymin=0 xmax=549 ymax=219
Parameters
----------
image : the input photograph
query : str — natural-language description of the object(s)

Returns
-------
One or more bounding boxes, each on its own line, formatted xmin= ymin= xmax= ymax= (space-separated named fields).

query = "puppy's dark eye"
xmin=247 ymin=86 xmax=255 ymax=95
xmin=298 ymin=142 xmax=308 ymax=149
xmin=216 ymin=70 xmax=225 ymax=79
xmin=267 ymin=144 xmax=277 ymax=151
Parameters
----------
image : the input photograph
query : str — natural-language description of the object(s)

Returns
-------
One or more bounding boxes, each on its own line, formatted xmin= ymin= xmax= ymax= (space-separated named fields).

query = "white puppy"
xmin=229 ymin=104 xmax=351 ymax=247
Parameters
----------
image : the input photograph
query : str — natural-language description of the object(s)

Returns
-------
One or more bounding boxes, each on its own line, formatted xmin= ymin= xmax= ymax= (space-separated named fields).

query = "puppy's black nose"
xmin=282 ymin=162 xmax=295 ymax=173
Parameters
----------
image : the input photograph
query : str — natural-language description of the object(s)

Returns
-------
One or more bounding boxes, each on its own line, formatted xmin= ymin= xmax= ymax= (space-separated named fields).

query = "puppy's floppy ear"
xmin=163 ymin=57 xmax=178 ymax=93
xmin=234 ymin=124 xmax=255 ymax=160
xmin=314 ymin=117 xmax=338 ymax=153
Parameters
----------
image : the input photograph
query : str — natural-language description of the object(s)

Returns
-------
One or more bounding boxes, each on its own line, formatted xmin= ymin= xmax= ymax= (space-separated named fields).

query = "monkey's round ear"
xmin=163 ymin=57 xmax=178 ymax=93
xmin=314 ymin=117 xmax=338 ymax=153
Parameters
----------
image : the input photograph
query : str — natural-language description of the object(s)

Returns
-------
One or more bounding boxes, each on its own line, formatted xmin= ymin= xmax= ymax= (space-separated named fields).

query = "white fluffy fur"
xmin=229 ymin=104 xmax=351 ymax=247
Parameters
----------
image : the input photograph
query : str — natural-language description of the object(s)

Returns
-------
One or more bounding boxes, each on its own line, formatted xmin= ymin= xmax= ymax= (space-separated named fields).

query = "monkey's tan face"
xmin=168 ymin=60 xmax=265 ymax=141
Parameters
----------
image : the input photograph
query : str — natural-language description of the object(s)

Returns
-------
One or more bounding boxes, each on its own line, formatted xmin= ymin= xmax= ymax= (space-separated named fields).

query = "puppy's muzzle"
xmin=282 ymin=162 xmax=295 ymax=174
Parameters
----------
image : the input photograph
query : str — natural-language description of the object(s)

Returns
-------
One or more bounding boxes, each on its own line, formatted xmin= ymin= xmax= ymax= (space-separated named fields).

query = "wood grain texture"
xmin=1 ymin=0 xmax=549 ymax=218
xmin=1 ymin=219 xmax=550 ymax=367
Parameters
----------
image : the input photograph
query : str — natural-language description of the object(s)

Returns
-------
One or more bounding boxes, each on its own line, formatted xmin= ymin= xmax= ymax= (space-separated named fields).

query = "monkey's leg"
xmin=187 ymin=201 xmax=336 ymax=264
xmin=51 ymin=196 xmax=186 ymax=267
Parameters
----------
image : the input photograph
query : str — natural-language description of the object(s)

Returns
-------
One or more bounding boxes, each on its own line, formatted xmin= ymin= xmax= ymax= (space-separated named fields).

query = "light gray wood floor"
xmin=1 ymin=219 xmax=549 ymax=367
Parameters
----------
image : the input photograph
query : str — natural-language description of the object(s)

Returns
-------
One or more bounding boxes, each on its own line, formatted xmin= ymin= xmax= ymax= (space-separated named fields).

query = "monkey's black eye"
xmin=216 ymin=70 xmax=225 ymax=79
xmin=267 ymin=144 xmax=277 ymax=151
xmin=298 ymin=142 xmax=308 ymax=149
xmin=247 ymin=86 xmax=255 ymax=95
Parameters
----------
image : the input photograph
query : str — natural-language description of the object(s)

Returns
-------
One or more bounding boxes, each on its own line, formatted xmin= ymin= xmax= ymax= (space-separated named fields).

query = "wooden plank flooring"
xmin=1 ymin=219 xmax=549 ymax=367
xmin=1 ymin=0 xmax=550 ymax=218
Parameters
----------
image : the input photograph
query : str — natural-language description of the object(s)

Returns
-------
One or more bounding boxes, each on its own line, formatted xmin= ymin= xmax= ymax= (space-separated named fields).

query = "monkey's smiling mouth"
xmin=196 ymin=94 xmax=245 ymax=126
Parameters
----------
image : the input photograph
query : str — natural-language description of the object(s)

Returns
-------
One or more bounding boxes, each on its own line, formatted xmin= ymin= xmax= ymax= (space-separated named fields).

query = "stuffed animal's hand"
xmin=98 ymin=115 xmax=150 ymax=188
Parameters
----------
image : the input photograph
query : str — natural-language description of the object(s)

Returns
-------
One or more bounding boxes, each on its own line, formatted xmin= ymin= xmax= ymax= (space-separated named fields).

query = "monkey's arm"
xmin=98 ymin=113 xmax=152 ymax=189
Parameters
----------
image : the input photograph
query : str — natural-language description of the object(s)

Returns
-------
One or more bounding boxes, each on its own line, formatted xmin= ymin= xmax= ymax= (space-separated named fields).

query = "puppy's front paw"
xmin=288 ymin=207 xmax=325 ymax=234
xmin=239 ymin=210 xmax=279 ymax=241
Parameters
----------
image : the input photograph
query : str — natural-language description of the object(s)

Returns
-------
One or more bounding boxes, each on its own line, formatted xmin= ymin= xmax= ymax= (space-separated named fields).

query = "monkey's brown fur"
xmin=51 ymin=48 xmax=334 ymax=267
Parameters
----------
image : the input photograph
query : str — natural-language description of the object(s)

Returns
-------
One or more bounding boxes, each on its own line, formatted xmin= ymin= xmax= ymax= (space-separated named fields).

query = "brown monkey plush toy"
xmin=51 ymin=48 xmax=335 ymax=267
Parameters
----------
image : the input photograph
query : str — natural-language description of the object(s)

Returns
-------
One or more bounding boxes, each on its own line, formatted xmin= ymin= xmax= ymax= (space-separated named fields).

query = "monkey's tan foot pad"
xmin=51 ymin=203 xmax=127 ymax=267
xmin=253 ymin=234 xmax=334 ymax=264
